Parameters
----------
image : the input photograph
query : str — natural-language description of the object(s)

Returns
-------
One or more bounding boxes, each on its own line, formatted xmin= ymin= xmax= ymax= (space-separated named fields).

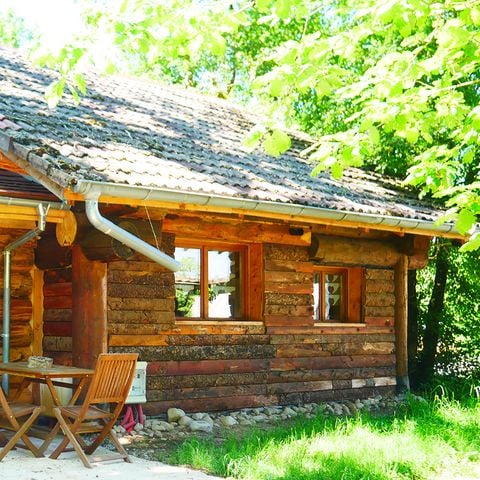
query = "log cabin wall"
xmin=261 ymin=244 xmax=396 ymax=406
xmin=364 ymin=269 xmax=396 ymax=327
xmin=42 ymin=266 xmax=73 ymax=365
xmin=108 ymin=221 xmax=398 ymax=415
xmin=107 ymin=232 xmax=176 ymax=338
xmin=0 ymin=229 xmax=35 ymax=364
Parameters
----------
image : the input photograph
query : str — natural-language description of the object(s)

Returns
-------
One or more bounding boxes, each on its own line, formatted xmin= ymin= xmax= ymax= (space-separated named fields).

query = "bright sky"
xmin=1 ymin=0 xmax=82 ymax=48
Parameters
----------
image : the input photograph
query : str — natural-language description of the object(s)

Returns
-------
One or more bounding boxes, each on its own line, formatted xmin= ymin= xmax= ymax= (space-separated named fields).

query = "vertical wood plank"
xmin=31 ymin=266 xmax=43 ymax=403
xmin=31 ymin=267 xmax=44 ymax=356
xmin=347 ymin=267 xmax=363 ymax=323
xmin=71 ymin=245 xmax=107 ymax=368
xmin=394 ymin=254 xmax=409 ymax=390
xmin=248 ymin=243 xmax=264 ymax=321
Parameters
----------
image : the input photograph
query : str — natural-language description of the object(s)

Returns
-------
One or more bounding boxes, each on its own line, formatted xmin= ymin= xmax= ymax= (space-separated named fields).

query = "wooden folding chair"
xmin=49 ymin=353 xmax=138 ymax=468
xmin=0 ymin=385 xmax=44 ymax=461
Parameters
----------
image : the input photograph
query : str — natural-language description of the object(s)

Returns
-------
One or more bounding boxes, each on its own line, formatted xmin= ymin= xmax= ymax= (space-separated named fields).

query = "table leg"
xmin=11 ymin=378 xmax=31 ymax=401
xmin=40 ymin=377 xmax=90 ymax=455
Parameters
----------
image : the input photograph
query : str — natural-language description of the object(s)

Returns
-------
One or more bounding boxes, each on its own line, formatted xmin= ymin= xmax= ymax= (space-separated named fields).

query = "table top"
xmin=0 ymin=362 xmax=94 ymax=379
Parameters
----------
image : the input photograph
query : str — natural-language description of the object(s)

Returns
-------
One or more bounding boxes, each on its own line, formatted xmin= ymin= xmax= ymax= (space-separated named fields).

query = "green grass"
xmin=163 ymin=394 xmax=480 ymax=480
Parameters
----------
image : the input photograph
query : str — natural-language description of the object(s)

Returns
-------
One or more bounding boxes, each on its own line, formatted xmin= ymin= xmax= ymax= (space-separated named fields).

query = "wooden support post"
xmin=394 ymin=254 xmax=410 ymax=391
xmin=31 ymin=267 xmax=44 ymax=357
xmin=71 ymin=245 xmax=107 ymax=369
xmin=31 ymin=267 xmax=43 ymax=404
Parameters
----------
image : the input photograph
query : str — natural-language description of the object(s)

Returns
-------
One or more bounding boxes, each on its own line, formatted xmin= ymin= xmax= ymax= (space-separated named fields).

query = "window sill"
xmin=175 ymin=319 xmax=264 ymax=326
xmin=313 ymin=322 xmax=366 ymax=328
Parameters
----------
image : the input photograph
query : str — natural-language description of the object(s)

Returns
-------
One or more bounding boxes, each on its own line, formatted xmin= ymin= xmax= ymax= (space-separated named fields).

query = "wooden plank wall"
xmin=110 ymin=241 xmax=397 ymax=414
xmin=42 ymin=266 xmax=73 ymax=365
xmin=0 ymin=230 xmax=34 ymax=364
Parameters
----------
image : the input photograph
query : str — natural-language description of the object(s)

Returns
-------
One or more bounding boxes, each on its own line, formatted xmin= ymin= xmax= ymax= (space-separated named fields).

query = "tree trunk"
xmin=407 ymin=269 xmax=420 ymax=388
xmin=417 ymin=239 xmax=450 ymax=385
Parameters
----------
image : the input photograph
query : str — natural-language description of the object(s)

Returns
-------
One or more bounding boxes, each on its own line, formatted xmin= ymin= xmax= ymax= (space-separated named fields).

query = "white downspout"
xmin=84 ymin=196 xmax=180 ymax=272
xmin=2 ymin=204 xmax=47 ymax=393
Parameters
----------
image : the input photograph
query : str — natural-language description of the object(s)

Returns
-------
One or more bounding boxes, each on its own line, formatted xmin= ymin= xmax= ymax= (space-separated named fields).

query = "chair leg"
xmin=107 ymin=431 xmax=132 ymax=463
xmin=50 ymin=408 xmax=92 ymax=468
xmin=84 ymin=422 xmax=130 ymax=463
xmin=84 ymin=418 xmax=117 ymax=455
xmin=0 ymin=407 xmax=44 ymax=461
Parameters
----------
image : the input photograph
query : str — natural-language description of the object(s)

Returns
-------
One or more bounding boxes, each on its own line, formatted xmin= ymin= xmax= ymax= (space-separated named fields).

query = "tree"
xmin=7 ymin=1 xmax=480 ymax=387
xmin=416 ymin=239 xmax=451 ymax=386
xmin=415 ymin=241 xmax=480 ymax=387
xmin=32 ymin=0 xmax=480 ymax=245
xmin=0 ymin=9 xmax=37 ymax=48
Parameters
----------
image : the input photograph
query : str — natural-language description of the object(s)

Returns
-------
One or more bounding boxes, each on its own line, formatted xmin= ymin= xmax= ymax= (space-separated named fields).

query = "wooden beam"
xmin=3 ymin=144 xmax=66 ymax=199
xmin=310 ymin=235 xmax=401 ymax=267
xmin=394 ymin=254 xmax=409 ymax=391
xmin=55 ymin=211 xmax=77 ymax=246
xmin=164 ymin=215 xmax=311 ymax=246
xmin=79 ymin=217 xmax=163 ymax=261
xmin=0 ymin=219 xmax=36 ymax=229
xmin=0 ymin=204 xmax=68 ymax=224
xmin=71 ymin=245 xmax=107 ymax=368
xmin=0 ymin=151 xmax=27 ymax=174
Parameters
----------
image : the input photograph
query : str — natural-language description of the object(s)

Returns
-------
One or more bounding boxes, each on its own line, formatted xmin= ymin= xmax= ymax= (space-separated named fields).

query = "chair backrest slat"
xmin=84 ymin=353 xmax=138 ymax=405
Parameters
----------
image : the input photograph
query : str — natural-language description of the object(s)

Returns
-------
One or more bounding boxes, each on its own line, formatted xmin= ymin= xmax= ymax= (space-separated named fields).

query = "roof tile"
xmin=0 ymin=47 xmax=442 ymax=222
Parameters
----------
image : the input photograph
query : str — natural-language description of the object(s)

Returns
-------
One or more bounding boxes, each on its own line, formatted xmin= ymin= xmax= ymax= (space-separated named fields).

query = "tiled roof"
xmin=0 ymin=47 xmax=442 ymax=222
xmin=0 ymin=168 xmax=57 ymax=200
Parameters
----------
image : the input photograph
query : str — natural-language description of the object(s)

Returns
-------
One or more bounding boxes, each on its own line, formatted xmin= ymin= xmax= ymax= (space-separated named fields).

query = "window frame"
xmin=174 ymin=241 xmax=248 ymax=321
xmin=313 ymin=266 xmax=363 ymax=324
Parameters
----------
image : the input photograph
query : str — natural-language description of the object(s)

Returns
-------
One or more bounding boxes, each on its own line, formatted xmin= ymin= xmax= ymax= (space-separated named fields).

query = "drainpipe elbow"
xmin=85 ymin=198 xmax=181 ymax=272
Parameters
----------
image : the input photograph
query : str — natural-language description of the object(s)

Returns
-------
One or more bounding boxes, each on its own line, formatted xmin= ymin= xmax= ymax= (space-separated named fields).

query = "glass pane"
xmin=174 ymin=247 xmax=201 ymax=318
xmin=208 ymin=250 xmax=241 ymax=318
xmin=313 ymin=273 xmax=321 ymax=321
xmin=324 ymin=273 xmax=343 ymax=321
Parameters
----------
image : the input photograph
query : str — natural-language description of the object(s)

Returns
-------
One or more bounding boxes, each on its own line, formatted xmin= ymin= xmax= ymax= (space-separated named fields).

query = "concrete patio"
xmin=2 ymin=443 xmax=221 ymax=480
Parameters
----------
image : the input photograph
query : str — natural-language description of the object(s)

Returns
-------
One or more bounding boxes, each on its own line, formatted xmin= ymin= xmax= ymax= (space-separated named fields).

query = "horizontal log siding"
xmin=107 ymin=232 xmax=176 ymax=336
xmin=42 ymin=266 xmax=73 ymax=365
xmin=110 ymin=239 xmax=396 ymax=414
xmin=0 ymin=230 xmax=35 ymax=366
xmin=364 ymin=269 xmax=396 ymax=326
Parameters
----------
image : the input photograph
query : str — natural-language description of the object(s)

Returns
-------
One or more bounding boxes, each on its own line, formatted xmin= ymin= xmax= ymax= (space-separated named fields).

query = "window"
xmin=174 ymin=245 xmax=244 ymax=319
xmin=313 ymin=267 xmax=363 ymax=323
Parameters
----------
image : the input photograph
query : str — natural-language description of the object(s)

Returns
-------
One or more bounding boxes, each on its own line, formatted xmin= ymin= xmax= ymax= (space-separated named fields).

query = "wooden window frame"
xmin=313 ymin=266 xmax=363 ymax=324
xmin=174 ymin=241 xmax=249 ymax=321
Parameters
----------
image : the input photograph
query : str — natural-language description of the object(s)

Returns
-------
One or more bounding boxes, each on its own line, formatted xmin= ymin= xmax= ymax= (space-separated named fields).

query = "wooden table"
xmin=0 ymin=362 xmax=94 ymax=407
xmin=0 ymin=362 xmax=94 ymax=454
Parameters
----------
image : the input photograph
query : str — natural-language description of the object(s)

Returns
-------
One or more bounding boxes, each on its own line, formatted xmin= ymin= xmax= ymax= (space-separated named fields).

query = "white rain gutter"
xmin=85 ymin=193 xmax=180 ymax=271
xmin=2 ymin=204 xmax=47 ymax=393
xmin=74 ymin=180 xmax=460 ymax=237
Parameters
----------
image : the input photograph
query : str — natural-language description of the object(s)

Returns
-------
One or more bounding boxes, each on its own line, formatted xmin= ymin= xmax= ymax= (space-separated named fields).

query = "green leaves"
xmin=436 ymin=19 xmax=470 ymax=50
xmin=25 ymin=0 xmax=480 ymax=246
xmin=460 ymin=232 xmax=480 ymax=252
xmin=263 ymin=129 xmax=291 ymax=157
xmin=45 ymin=80 xmax=66 ymax=109
xmin=456 ymin=209 xmax=477 ymax=236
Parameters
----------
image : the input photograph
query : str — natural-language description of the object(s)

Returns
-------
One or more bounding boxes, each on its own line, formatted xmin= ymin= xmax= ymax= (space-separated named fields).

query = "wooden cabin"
xmin=0 ymin=47 xmax=462 ymax=414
